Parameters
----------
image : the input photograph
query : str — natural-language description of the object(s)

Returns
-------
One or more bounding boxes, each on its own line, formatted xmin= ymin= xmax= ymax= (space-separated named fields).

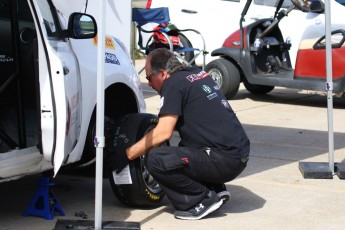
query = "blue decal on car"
xmin=105 ymin=53 xmax=120 ymax=65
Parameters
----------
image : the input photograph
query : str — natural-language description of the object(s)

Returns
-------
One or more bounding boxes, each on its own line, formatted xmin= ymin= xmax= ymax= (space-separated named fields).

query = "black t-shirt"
xmin=159 ymin=66 xmax=250 ymax=158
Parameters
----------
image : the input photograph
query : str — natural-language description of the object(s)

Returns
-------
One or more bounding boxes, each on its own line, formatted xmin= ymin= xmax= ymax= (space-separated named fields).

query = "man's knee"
xmin=144 ymin=149 xmax=162 ymax=174
xmin=145 ymin=147 xmax=183 ymax=174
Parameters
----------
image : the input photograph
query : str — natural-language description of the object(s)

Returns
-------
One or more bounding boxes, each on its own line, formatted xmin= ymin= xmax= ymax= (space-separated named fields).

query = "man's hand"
xmin=126 ymin=114 xmax=178 ymax=160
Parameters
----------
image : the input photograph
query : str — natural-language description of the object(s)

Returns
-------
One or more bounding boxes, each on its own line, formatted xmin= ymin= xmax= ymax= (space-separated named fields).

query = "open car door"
xmin=29 ymin=0 xmax=82 ymax=175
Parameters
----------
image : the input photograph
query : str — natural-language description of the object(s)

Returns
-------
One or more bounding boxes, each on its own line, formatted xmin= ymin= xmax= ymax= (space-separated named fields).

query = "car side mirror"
xmin=67 ymin=13 xmax=97 ymax=39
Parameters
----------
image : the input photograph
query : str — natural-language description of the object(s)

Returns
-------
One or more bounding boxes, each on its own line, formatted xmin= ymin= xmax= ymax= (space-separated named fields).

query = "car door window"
xmin=35 ymin=0 xmax=60 ymax=39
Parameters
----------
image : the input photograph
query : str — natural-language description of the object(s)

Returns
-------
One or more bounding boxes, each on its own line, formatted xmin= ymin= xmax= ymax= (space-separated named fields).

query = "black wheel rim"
xmin=140 ymin=155 xmax=162 ymax=194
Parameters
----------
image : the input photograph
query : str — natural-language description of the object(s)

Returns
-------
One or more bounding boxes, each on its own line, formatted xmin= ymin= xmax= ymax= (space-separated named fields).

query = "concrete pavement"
xmin=0 ymin=59 xmax=344 ymax=229
xmin=134 ymin=58 xmax=345 ymax=229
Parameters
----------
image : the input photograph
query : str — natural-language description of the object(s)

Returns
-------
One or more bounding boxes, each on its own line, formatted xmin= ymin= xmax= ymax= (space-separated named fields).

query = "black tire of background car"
xmin=205 ymin=58 xmax=240 ymax=100
xmin=106 ymin=113 xmax=166 ymax=207
xmin=243 ymin=78 xmax=275 ymax=95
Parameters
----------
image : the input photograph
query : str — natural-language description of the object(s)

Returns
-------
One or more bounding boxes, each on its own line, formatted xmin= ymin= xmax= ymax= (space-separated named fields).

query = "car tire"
xmin=243 ymin=78 xmax=275 ymax=95
xmin=205 ymin=58 xmax=240 ymax=99
xmin=106 ymin=113 xmax=166 ymax=207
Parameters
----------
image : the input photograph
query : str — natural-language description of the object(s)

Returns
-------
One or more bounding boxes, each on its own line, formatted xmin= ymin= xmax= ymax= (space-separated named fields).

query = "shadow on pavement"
xmin=222 ymin=185 xmax=266 ymax=214
xmin=240 ymin=123 xmax=345 ymax=177
xmin=233 ymin=88 xmax=345 ymax=109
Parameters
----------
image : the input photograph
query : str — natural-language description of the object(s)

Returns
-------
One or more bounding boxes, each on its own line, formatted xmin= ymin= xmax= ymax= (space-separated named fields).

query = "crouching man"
xmin=126 ymin=48 xmax=250 ymax=220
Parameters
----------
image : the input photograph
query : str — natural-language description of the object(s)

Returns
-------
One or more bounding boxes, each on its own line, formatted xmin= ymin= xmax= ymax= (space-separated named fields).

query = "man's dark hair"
xmin=149 ymin=48 xmax=187 ymax=75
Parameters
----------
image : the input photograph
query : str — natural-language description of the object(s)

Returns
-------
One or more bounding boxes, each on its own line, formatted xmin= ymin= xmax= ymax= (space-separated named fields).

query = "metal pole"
xmin=324 ymin=0 xmax=334 ymax=174
xmin=95 ymin=0 xmax=106 ymax=228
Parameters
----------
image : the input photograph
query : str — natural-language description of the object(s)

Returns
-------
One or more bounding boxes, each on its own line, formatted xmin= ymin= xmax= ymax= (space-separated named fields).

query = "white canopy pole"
xmin=95 ymin=0 xmax=106 ymax=229
xmin=324 ymin=0 xmax=334 ymax=174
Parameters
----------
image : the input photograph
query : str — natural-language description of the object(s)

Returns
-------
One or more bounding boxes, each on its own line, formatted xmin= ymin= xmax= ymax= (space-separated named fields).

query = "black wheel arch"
xmin=211 ymin=47 xmax=242 ymax=63
xmin=67 ymin=83 xmax=141 ymax=172
xmin=211 ymin=47 xmax=246 ymax=82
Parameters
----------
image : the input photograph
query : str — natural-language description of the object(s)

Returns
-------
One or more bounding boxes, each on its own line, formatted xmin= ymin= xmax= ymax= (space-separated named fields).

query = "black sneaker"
xmin=174 ymin=191 xmax=223 ymax=220
xmin=213 ymin=184 xmax=231 ymax=204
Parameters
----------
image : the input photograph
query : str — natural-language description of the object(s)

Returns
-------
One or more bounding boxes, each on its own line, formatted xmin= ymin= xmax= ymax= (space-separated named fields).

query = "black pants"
xmin=145 ymin=146 xmax=248 ymax=210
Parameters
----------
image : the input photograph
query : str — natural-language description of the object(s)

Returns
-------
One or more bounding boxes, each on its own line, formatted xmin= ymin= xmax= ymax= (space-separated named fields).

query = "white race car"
xmin=0 ymin=0 xmax=163 ymax=206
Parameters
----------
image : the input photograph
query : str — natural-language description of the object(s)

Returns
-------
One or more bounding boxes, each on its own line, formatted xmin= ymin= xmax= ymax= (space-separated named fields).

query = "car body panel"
xmin=30 ymin=0 xmax=82 ymax=173
xmin=0 ymin=0 xmax=145 ymax=181
xmin=295 ymin=36 xmax=345 ymax=79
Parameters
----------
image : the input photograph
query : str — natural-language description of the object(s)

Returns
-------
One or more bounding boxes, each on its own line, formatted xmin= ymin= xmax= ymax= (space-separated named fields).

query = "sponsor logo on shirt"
xmin=202 ymin=84 xmax=218 ymax=100
xmin=221 ymin=99 xmax=230 ymax=109
xmin=202 ymin=85 xmax=212 ymax=94
xmin=207 ymin=92 xmax=218 ymax=100
xmin=186 ymin=71 xmax=208 ymax=82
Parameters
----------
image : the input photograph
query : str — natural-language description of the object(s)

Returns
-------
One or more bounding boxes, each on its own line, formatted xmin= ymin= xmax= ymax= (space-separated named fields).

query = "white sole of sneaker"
xmin=217 ymin=191 xmax=231 ymax=203
xmin=175 ymin=199 xmax=223 ymax=220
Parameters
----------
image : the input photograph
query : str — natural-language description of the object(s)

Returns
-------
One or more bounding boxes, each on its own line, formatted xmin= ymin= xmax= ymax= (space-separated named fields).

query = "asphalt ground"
xmin=1 ymin=59 xmax=345 ymax=229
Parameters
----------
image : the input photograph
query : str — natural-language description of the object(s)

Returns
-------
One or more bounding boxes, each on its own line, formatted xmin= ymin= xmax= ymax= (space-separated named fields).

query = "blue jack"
xmin=23 ymin=176 xmax=65 ymax=220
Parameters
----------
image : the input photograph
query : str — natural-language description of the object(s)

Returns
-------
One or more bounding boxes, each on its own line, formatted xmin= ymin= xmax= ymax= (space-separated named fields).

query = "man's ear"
xmin=160 ymin=69 xmax=168 ymax=78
